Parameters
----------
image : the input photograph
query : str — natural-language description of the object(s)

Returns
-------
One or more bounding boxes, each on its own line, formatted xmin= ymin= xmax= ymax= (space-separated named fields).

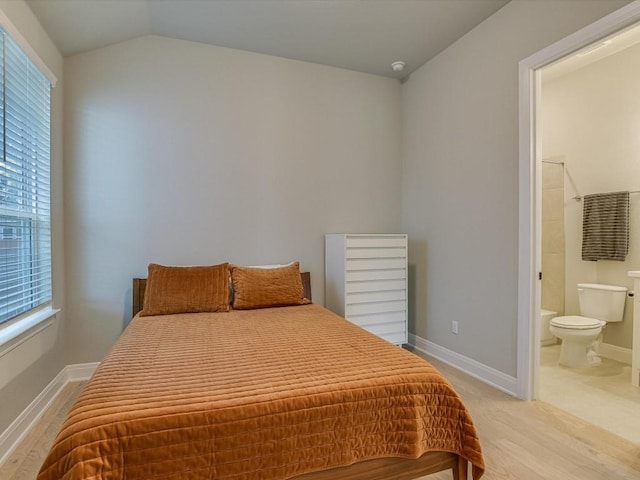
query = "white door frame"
xmin=517 ymin=1 xmax=640 ymax=401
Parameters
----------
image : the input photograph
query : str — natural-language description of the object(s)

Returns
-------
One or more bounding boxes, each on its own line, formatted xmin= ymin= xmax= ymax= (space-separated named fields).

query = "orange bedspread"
xmin=38 ymin=304 xmax=484 ymax=480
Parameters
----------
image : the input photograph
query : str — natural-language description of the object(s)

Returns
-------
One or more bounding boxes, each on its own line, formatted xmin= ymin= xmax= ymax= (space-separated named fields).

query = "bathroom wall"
xmin=542 ymin=42 xmax=640 ymax=350
xmin=541 ymin=159 xmax=565 ymax=317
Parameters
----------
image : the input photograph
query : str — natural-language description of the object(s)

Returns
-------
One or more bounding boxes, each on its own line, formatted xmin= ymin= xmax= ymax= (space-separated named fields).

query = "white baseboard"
xmin=0 ymin=362 xmax=99 ymax=466
xmin=599 ymin=343 xmax=631 ymax=365
xmin=409 ymin=333 xmax=518 ymax=397
xmin=0 ymin=368 xmax=66 ymax=466
xmin=66 ymin=362 xmax=100 ymax=381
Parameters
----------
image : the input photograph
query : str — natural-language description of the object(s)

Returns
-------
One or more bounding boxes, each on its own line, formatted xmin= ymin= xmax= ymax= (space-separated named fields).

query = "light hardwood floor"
xmin=2 ymin=353 xmax=640 ymax=480
xmin=0 ymin=381 xmax=87 ymax=480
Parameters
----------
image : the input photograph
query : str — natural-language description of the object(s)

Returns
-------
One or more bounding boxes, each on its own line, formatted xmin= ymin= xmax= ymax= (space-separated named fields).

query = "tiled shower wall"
xmin=542 ymin=159 xmax=565 ymax=315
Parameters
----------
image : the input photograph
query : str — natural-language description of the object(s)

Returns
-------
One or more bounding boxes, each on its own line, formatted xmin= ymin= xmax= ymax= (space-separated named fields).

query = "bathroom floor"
xmin=539 ymin=344 xmax=640 ymax=444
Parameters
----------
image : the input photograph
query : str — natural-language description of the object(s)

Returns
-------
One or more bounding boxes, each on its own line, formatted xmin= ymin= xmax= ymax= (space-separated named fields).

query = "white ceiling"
xmin=26 ymin=0 xmax=509 ymax=79
xmin=543 ymin=22 xmax=640 ymax=82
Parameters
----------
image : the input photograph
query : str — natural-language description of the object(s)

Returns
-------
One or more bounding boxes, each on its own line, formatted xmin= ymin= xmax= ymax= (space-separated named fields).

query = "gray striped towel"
xmin=582 ymin=191 xmax=629 ymax=261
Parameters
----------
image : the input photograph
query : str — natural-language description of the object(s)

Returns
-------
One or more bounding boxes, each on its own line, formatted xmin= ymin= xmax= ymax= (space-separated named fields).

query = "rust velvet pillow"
xmin=230 ymin=262 xmax=311 ymax=310
xmin=139 ymin=263 xmax=230 ymax=316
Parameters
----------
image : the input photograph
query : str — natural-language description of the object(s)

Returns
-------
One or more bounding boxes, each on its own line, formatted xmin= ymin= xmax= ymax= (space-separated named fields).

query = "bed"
xmin=38 ymin=263 xmax=484 ymax=480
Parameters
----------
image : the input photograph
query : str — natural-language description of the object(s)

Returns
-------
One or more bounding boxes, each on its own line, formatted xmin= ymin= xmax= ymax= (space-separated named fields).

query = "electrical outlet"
xmin=451 ymin=321 xmax=459 ymax=334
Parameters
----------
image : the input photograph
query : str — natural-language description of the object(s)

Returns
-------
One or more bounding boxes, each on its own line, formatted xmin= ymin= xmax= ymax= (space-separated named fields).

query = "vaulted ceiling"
xmin=26 ymin=0 xmax=509 ymax=78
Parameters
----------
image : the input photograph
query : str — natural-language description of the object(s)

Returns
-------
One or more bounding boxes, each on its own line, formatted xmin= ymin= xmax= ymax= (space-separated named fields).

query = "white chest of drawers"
xmin=325 ymin=234 xmax=408 ymax=345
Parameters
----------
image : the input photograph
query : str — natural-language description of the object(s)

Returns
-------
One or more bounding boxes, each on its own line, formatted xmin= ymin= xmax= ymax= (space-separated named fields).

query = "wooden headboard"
xmin=133 ymin=272 xmax=312 ymax=317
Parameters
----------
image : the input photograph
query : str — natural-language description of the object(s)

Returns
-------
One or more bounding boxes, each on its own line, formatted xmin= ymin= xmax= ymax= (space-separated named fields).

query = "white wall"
xmin=64 ymin=35 xmax=402 ymax=363
xmin=401 ymin=0 xmax=629 ymax=377
xmin=543 ymin=42 xmax=640 ymax=349
xmin=0 ymin=0 xmax=64 ymax=434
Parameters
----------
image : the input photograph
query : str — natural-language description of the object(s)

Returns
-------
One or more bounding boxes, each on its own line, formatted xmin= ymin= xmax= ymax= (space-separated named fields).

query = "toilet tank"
xmin=577 ymin=283 xmax=627 ymax=322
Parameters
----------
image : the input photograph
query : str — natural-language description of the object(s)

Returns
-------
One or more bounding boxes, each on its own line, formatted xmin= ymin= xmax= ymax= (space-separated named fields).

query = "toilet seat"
xmin=550 ymin=315 xmax=604 ymax=330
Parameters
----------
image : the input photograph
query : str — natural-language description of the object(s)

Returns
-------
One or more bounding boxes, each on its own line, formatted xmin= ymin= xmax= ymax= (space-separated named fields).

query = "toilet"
xmin=549 ymin=283 xmax=627 ymax=368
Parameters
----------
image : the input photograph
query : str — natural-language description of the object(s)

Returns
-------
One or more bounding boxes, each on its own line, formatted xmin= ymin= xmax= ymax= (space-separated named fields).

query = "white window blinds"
xmin=0 ymin=29 xmax=52 ymax=324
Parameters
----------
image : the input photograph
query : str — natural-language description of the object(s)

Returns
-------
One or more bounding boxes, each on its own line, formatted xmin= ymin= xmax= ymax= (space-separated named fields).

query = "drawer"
xmin=346 ymin=279 xmax=406 ymax=293
xmin=346 ymin=290 xmax=406 ymax=304
xmin=346 ymin=300 xmax=406 ymax=316
xmin=363 ymin=322 xmax=407 ymax=336
xmin=346 ymin=247 xmax=406 ymax=259
xmin=346 ymin=269 xmax=406 ymax=282
xmin=365 ymin=328 xmax=407 ymax=345
xmin=380 ymin=331 xmax=408 ymax=345
xmin=347 ymin=258 xmax=406 ymax=271
xmin=347 ymin=311 xmax=406 ymax=326
xmin=346 ymin=236 xmax=406 ymax=248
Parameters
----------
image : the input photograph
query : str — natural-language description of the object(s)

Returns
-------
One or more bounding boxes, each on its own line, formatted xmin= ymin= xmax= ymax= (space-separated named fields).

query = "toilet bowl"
xmin=549 ymin=316 xmax=604 ymax=368
xmin=549 ymin=283 xmax=626 ymax=369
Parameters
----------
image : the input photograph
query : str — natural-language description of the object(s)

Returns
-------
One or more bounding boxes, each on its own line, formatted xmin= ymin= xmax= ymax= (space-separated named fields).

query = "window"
xmin=0 ymin=28 xmax=51 ymax=325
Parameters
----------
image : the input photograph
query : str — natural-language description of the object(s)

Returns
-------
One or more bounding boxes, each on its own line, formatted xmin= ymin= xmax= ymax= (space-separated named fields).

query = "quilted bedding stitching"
xmin=38 ymin=304 xmax=484 ymax=480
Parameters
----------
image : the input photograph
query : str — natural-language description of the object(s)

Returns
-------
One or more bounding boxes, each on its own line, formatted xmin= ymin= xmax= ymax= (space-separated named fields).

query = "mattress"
xmin=38 ymin=303 xmax=484 ymax=479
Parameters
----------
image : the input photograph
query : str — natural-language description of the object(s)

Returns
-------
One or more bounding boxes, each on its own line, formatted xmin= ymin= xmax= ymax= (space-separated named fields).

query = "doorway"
xmin=537 ymin=44 xmax=640 ymax=441
xmin=517 ymin=1 xmax=640 ymax=402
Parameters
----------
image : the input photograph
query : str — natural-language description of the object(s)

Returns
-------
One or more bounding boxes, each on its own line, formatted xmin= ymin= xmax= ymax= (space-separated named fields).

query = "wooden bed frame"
xmin=131 ymin=273 xmax=470 ymax=480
